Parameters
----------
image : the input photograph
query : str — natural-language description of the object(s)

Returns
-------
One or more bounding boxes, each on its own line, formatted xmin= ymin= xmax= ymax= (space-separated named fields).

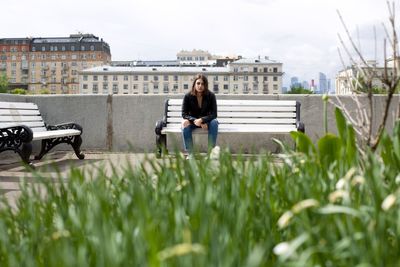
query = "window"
xmin=124 ymin=75 xmax=128 ymax=81
xmin=273 ymin=67 xmax=278 ymax=73
xmin=93 ymin=75 xmax=98 ymax=81
xmin=32 ymin=47 xmax=36 ymax=52
xmin=123 ymin=84 xmax=128 ymax=90
xmin=253 ymin=67 xmax=258 ymax=72
xmin=113 ymin=84 xmax=118 ymax=94
xmin=213 ymin=84 xmax=219 ymax=93
xmin=214 ymin=76 xmax=218 ymax=81
xmin=163 ymin=84 xmax=169 ymax=93
xmin=134 ymin=75 xmax=138 ymax=81
xmin=144 ymin=75 xmax=148 ymax=81
xmin=253 ymin=76 xmax=258 ymax=82
xmin=233 ymin=75 xmax=238 ymax=81
xmin=153 ymin=84 xmax=159 ymax=94
xmin=113 ymin=75 xmax=118 ymax=81
xmin=243 ymin=84 xmax=249 ymax=94
xmin=90 ymin=45 xmax=95 ymax=51
xmin=173 ymin=75 xmax=178 ymax=81
xmin=273 ymin=84 xmax=278 ymax=91
xmin=233 ymin=67 xmax=239 ymax=72
xmin=93 ymin=84 xmax=98 ymax=94
xmin=173 ymin=84 xmax=178 ymax=93
xmin=153 ymin=75 xmax=158 ymax=81
xmin=273 ymin=76 xmax=278 ymax=82
xmin=263 ymin=76 xmax=268 ymax=81
xmin=62 ymin=46 xmax=66 ymax=51
xmin=41 ymin=46 xmax=45 ymax=52
xmin=103 ymin=83 xmax=109 ymax=93
xmin=263 ymin=67 xmax=268 ymax=73
xmin=224 ymin=75 xmax=229 ymax=81
xmin=233 ymin=84 xmax=238 ymax=94
xmin=263 ymin=84 xmax=268 ymax=94
xmin=223 ymin=84 xmax=229 ymax=91
xmin=71 ymin=45 xmax=75 ymax=51
xmin=183 ymin=84 xmax=188 ymax=90
xmin=143 ymin=84 xmax=149 ymax=94
xmin=103 ymin=75 xmax=108 ymax=81
xmin=83 ymin=84 xmax=88 ymax=90
xmin=253 ymin=83 xmax=258 ymax=94
xmin=164 ymin=75 xmax=168 ymax=81
xmin=244 ymin=76 xmax=248 ymax=81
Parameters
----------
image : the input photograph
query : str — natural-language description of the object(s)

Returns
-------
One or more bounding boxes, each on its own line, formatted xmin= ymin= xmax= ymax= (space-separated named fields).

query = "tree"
xmin=286 ymin=85 xmax=314 ymax=94
xmin=11 ymin=88 xmax=27 ymax=95
xmin=0 ymin=73 xmax=9 ymax=93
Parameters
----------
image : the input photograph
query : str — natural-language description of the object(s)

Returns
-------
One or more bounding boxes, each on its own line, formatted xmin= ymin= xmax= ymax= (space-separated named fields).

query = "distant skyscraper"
xmin=302 ymin=81 xmax=309 ymax=89
xmin=319 ymin=72 xmax=328 ymax=94
xmin=290 ymin=76 xmax=300 ymax=87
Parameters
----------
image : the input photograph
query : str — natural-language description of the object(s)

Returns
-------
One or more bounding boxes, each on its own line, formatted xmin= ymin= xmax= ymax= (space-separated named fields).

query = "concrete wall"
xmin=1 ymin=94 xmax=399 ymax=153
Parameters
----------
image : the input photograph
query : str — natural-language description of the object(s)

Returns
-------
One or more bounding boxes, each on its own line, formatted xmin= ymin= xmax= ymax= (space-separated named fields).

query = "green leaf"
xmin=290 ymin=131 xmax=316 ymax=156
xmin=317 ymin=134 xmax=341 ymax=168
xmin=335 ymin=107 xmax=347 ymax=141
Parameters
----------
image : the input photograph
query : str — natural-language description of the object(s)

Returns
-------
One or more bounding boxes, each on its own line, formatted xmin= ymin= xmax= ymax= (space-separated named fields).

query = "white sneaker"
xmin=209 ymin=146 xmax=220 ymax=160
xmin=185 ymin=154 xmax=194 ymax=160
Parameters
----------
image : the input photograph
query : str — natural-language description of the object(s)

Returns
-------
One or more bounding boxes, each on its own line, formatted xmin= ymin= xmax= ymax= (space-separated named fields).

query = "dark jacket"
xmin=181 ymin=91 xmax=217 ymax=123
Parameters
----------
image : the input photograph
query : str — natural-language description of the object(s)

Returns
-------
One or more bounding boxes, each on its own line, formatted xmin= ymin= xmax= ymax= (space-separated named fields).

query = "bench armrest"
xmin=46 ymin=122 xmax=83 ymax=133
xmin=296 ymin=121 xmax=305 ymax=133
xmin=155 ymin=119 xmax=166 ymax=135
xmin=0 ymin=125 xmax=33 ymax=143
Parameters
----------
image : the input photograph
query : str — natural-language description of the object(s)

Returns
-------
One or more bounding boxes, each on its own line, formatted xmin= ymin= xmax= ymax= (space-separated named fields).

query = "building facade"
xmin=79 ymin=58 xmax=283 ymax=95
xmin=0 ymin=34 xmax=111 ymax=94
xmin=335 ymin=61 xmax=388 ymax=95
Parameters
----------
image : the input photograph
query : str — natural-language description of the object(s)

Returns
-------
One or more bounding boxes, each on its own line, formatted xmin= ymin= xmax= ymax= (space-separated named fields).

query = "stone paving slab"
xmin=0 ymin=151 xmax=156 ymax=207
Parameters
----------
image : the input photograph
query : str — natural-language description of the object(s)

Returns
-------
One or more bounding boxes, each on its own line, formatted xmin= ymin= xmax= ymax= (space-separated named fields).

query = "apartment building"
xmin=335 ymin=60 xmax=397 ymax=94
xmin=79 ymin=57 xmax=283 ymax=95
xmin=0 ymin=34 xmax=111 ymax=94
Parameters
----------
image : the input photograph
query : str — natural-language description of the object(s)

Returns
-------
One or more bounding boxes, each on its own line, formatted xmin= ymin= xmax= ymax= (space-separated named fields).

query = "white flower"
xmin=277 ymin=211 xmax=293 ymax=229
xmin=273 ymin=242 xmax=290 ymax=256
xmin=329 ymin=190 xmax=349 ymax=203
xmin=292 ymin=199 xmax=319 ymax=214
xmin=382 ymin=194 xmax=396 ymax=211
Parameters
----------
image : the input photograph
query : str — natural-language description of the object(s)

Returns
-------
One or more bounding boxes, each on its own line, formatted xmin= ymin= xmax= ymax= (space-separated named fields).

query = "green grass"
xmin=0 ymin=118 xmax=400 ymax=266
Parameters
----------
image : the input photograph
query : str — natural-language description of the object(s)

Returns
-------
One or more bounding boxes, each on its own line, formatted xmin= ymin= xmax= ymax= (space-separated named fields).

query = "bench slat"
xmin=32 ymin=129 xmax=81 ymax=141
xmin=168 ymin=106 xmax=297 ymax=112
xmin=0 ymin=121 xmax=46 ymax=129
xmin=167 ymin=111 xmax=296 ymax=118
xmin=0 ymin=115 xmax=44 ymax=122
xmin=0 ymin=109 xmax=41 ymax=116
xmin=0 ymin=102 xmax=39 ymax=110
xmin=162 ymin=125 xmax=297 ymax=134
xmin=168 ymin=99 xmax=297 ymax=106
xmin=167 ymin=117 xmax=296 ymax=124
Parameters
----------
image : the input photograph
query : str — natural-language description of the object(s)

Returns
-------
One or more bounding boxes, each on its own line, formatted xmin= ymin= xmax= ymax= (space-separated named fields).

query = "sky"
xmin=2 ymin=0 xmax=396 ymax=88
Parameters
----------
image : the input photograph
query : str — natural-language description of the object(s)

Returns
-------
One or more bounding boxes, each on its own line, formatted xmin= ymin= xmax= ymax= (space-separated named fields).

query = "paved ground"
xmin=0 ymin=151 xmax=155 ymax=207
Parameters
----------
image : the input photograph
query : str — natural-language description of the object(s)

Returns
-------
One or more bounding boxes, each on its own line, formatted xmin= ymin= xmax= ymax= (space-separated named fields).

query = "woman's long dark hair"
xmin=190 ymin=74 xmax=209 ymax=95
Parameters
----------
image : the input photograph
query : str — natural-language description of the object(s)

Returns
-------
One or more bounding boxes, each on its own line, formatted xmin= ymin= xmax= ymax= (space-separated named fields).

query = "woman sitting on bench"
xmin=181 ymin=74 xmax=219 ymax=157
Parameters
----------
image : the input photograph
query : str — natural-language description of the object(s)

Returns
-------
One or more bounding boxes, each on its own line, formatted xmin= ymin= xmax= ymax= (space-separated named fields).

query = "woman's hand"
xmin=182 ymin=119 xmax=191 ymax=128
xmin=194 ymin=118 xmax=203 ymax=127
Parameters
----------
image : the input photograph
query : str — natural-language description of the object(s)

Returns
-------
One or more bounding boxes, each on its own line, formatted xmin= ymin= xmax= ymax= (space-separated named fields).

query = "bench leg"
xmin=72 ymin=136 xmax=85 ymax=160
xmin=156 ymin=134 xmax=167 ymax=158
xmin=35 ymin=136 xmax=84 ymax=160
xmin=19 ymin=142 xmax=34 ymax=168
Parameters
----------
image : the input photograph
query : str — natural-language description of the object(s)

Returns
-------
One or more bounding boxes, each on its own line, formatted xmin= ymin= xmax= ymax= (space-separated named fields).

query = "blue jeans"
xmin=182 ymin=119 xmax=218 ymax=153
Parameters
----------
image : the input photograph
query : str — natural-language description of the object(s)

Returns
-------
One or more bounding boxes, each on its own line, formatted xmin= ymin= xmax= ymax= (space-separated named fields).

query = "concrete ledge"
xmin=1 ymin=94 xmax=399 ymax=153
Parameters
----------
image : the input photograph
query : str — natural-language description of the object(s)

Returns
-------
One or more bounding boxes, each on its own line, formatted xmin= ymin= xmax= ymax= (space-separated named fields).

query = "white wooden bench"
xmin=155 ymin=99 xmax=305 ymax=157
xmin=0 ymin=101 xmax=84 ymax=167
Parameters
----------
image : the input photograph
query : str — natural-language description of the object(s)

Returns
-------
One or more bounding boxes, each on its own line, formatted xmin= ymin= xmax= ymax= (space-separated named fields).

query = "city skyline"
xmin=1 ymin=0 xmax=392 ymax=87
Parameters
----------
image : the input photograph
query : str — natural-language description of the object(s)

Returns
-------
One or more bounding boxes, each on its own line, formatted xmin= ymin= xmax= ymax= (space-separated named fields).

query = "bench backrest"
xmin=0 ymin=101 xmax=47 ymax=132
xmin=164 ymin=99 xmax=301 ymax=132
